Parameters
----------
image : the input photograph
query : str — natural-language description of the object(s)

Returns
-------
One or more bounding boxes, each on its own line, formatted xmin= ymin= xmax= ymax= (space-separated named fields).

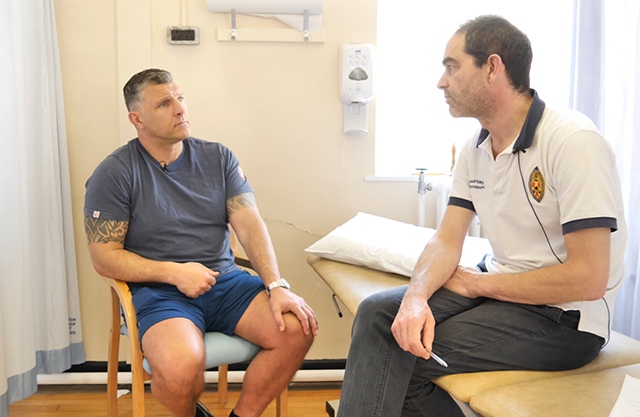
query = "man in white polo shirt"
xmin=337 ymin=15 xmax=627 ymax=417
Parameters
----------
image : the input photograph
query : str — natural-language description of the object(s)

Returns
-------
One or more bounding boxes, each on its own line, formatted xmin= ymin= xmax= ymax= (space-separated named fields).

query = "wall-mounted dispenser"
xmin=339 ymin=43 xmax=374 ymax=136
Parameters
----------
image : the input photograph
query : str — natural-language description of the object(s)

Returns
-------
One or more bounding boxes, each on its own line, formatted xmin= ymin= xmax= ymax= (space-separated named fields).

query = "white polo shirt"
xmin=449 ymin=91 xmax=627 ymax=339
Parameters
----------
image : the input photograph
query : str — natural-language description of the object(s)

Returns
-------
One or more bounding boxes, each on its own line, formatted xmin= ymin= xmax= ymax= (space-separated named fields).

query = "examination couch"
xmin=305 ymin=213 xmax=640 ymax=417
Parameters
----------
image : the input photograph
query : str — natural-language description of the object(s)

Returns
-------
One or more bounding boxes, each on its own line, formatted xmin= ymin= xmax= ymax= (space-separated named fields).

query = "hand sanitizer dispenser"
xmin=339 ymin=43 xmax=374 ymax=136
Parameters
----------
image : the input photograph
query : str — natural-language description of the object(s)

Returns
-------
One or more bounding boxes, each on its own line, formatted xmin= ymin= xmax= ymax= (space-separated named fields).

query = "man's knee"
xmin=150 ymin=351 xmax=206 ymax=396
xmin=280 ymin=313 xmax=315 ymax=352
xmin=142 ymin=320 xmax=207 ymax=394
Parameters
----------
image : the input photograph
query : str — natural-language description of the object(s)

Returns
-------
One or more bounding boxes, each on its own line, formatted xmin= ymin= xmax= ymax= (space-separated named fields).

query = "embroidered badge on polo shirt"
xmin=529 ymin=166 xmax=545 ymax=202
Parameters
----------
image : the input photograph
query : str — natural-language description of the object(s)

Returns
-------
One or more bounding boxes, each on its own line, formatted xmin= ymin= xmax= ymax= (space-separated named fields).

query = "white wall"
xmin=54 ymin=0 xmax=436 ymax=362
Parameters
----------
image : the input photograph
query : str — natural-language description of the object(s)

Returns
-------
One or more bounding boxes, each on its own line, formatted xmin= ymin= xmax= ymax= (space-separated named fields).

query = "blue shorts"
xmin=130 ymin=269 xmax=265 ymax=342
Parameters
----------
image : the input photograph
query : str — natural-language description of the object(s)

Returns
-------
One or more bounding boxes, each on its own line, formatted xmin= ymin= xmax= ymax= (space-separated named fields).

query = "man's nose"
xmin=437 ymin=74 xmax=447 ymax=90
xmin=174 ymin=99 xmax=185 ymax=114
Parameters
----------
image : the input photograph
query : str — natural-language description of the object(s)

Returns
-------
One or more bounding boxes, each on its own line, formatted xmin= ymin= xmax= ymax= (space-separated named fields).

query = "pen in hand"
xmin=425 ymin=347 xmax=448 ymax=367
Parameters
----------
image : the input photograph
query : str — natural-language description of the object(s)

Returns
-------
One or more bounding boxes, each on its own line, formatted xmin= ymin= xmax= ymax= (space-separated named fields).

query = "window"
xmin=375 ymin=1 xmax=575 ymax=177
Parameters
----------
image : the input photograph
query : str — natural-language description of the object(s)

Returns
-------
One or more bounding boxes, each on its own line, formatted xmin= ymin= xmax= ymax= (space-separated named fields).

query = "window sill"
xmin=364 ymin=173 xmax=449 ymax=182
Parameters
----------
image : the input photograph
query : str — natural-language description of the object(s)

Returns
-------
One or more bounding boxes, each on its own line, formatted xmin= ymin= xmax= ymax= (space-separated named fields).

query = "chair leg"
xmin=276 ymin=386 xmax=289 ymax=417
xmin=107 ymin=288 xmax=121 ymax=417
xmin=126 ymin=303 xmax=147 ymax=416
xmin=130 ymin=356 xmax=147 ymax=417
xmin=105 ymin=278 xmax=148 ymax=417
xmin=132 ymin=367 xmax=151 ymax=417
xmin=218 ymin=364 xmax=229 ymax=404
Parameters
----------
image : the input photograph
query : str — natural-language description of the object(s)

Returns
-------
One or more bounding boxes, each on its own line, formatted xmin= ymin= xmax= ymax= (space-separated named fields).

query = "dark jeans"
xmin=337 ymin=286 xmax=605 ymax=417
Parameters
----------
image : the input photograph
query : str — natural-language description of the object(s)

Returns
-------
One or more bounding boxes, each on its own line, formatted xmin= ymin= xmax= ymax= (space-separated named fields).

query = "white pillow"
xmin=305 ymin=212 xmax=492 ymax=277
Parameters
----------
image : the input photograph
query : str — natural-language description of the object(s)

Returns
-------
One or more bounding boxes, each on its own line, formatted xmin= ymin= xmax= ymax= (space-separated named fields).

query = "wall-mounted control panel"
xmin=167 ymin=26 xmax=200 ymax=45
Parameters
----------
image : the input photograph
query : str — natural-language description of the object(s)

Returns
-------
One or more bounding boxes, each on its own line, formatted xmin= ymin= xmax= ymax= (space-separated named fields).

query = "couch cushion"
xmin=469 ymin=363 xmax=640 ymax=417
xmin=433 ymin=330 xmax=640 ymax=402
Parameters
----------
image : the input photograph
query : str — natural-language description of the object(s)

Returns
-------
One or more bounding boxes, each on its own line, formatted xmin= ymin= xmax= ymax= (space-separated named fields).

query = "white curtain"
xmin=0 ymin=0 xmax=85 ymax=415
xmin=605 ymin=1 xmax=640 ymax=340
xmin=573 ymin=0 xmax=640 ymax=340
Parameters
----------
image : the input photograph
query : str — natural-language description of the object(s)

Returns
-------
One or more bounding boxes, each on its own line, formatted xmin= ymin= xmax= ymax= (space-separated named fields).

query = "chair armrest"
xmin=234 ymin=256 xmax=253 ymax=270
xmin=100 ymin=276 xmax=139 ymax=339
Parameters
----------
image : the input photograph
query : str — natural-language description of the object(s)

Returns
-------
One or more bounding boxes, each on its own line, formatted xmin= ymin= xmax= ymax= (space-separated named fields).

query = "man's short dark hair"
xmin=123 ymin=69 xmax=173 ymax=111
xmin=456 ymin=15 xmax=532 ymax=93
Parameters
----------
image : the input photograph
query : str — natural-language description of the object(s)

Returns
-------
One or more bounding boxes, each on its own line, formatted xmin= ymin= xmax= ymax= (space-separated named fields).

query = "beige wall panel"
xmin=55 ymin=0 xmax=434 ymax=362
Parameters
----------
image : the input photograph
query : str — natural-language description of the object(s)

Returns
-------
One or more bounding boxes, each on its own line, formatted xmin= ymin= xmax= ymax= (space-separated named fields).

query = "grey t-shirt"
xmin=84 ymin=137 xmax=253 ymax=276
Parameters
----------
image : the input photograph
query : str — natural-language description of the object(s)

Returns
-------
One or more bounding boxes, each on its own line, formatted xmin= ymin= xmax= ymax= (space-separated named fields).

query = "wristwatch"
xmin=266 ymin=278 xmax=291 ymax=295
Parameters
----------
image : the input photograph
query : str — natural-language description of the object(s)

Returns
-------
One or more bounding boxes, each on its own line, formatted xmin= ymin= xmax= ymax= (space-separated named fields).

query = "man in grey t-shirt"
xmin=84 ymin=69 xmax=318 ymax=417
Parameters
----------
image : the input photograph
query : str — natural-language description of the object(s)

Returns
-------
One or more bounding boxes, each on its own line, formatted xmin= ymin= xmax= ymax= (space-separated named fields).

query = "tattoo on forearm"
xmin=227 ymin=192 xmax=257 ymax=215
xmin=84 ymin=216 xmax=129 ymax=244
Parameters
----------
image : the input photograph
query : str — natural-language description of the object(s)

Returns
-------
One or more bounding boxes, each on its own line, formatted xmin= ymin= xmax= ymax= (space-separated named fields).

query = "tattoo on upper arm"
xmin=84 ymin=216 xmax=129 ymax=244
xmin=227 ymin=192 xmax=257 ymax=215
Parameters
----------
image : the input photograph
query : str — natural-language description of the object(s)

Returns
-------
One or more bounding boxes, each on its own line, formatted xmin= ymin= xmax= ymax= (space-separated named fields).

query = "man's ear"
xmin=128 ymin=111 xmax=144 ymax=130
xmin=485 ymin=54 xmax=503 ymax=83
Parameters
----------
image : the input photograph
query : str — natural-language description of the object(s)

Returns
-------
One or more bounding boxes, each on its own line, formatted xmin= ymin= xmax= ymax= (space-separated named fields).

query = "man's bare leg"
xmin=232 ymin=291 xmax=315 ymax=417
xmin=142 ymin=317 xmax=207 ymax=417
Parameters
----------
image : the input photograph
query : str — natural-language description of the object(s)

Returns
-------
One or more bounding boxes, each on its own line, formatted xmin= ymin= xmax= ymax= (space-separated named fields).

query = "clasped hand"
xmin=174 ymin=262 xmax=219 ymax=298
xmin=443 ymin=265 xmax=483 ymax=298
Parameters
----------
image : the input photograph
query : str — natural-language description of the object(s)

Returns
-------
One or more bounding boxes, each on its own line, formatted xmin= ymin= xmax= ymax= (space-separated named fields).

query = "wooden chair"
xmin=103 ymin=245 xmax=288 ymax=417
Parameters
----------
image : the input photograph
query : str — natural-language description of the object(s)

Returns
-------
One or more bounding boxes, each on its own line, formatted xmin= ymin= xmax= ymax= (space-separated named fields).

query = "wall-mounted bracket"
xmin=231 ymin=9 xmax=237 ymax=40
xmin=303 ymin=10 xmax=310 ymax=41
xmin=217 ymin=27 xmax=325 ymax=43
xmin=209 ymin=0 xmax=324 ymax=43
